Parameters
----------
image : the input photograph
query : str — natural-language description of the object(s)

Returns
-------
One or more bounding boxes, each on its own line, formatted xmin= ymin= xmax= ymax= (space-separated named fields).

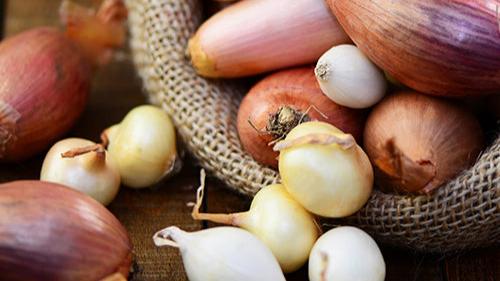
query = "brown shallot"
xmin=363 ymin=92 xmax=484 ymax=194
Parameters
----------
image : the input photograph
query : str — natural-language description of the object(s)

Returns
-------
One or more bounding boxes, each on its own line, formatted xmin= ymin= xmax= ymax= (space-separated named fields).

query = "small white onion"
xmin=153 ymin=226 xmax=286 ymax=281
xmin=309 ymin=226 xmax=386 ymax=281
xmin=40 ymin=138 xmax=120 ymax=205
xmin=275 ymin=121 xmax=373 ymax=218
xmin=191 ymin=176 xmax=319 ymax=273
xmin=106 ymin=105 xmax=178 ymax=188
xmin=315 ymin=44 xmax=387 ymax=109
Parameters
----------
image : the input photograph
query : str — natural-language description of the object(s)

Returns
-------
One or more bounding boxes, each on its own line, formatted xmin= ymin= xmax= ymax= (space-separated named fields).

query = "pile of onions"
xmin=275 ymin=121 xmax=373 ymax=218
xmin=237 ymin=67 xmax=366 ymax=168
xmin=0 ymin=0 xmax=126 ymax=162
xmin=188 ymin=0 xmax=350 ymax=78
xmin=0 ymin=180 xmax=132 ymax=280
xmin=364 ymin=92 xmax=484 ymax=193
xmin=327 ymin=0 xmax=500 ymax=96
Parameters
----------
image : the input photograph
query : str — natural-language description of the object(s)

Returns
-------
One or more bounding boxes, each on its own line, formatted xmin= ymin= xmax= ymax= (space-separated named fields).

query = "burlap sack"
xmin=125 ymin=0 xmax=499 ymax=252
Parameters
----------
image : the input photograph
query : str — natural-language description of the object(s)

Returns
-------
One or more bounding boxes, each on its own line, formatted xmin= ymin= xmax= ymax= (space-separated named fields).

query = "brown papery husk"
xmin=327 ymin=0 xmax=500 ymax=97
xmin=0 ymin=181 xmax=132 ymax=281
xmin=237 ymin=67 xmax=366 ymax=168
xmin=0 ymin=0 xmax=127 ymax=162
xmin=363 ymin=92 xmax=484 ymax=194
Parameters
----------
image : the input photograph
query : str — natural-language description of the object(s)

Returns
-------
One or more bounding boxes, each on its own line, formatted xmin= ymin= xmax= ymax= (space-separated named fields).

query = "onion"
xmin=237 ymin=67 xmax=366 ymax=168
xmin=0 ymin=180 xmax=132 ymax=280
xmin=104 ymin=105 xmax=178 ymax=188
xmin=191 ymin=171 xmax=319 ymax=273
xmin=315 ymin=44 xmax=387 ymax=108
xmin=363 ymin=92 xmax=484 ymax=194
xmin=188 ymin=0 xmax=350 ymax=78
xmin=40 ymin=138 xmax=120 ymax=206
xmin=0 ymin=0 xmax=127 ymax=162
xmin=327 ymin=0 xmax=500 ymax=96
xmin=153 ymin=226 xmax=286 ymax=281
xmin=309 ymin=226 xmax=385 ymax=281
xmin=274 ymin=121 xmax=373 ymax=218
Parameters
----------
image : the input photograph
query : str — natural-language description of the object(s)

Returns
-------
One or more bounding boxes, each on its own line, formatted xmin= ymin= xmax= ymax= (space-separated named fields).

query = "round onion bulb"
xmin=105 ymin=105 xmax=178 ymax=188
xmin=41 ymin=138 xmax=120 ymax=206
xmin=274 ymin=121 xmax=373 ymax=217
xmin=315 ymin=44 xmax=387 ymax=108
xmin=309 ymin=226 xmax=385 ymax=281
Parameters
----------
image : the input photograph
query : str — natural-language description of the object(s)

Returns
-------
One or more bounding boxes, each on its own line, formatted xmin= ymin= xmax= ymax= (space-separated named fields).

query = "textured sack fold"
xmin=126 ymin=0 xmax=499 ymax=252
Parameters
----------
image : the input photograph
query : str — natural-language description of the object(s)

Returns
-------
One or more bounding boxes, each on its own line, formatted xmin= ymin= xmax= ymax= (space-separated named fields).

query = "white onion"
xmin=153 ymin=226 xmax=286 ymax=281
xmin=309 ymin=226 xmax=385 ymax=281
xmin=275 ymin=121 xmax=373 ymax=218
xmin=40 ymin=138 xmax=120 ymax=206
xmin=315 ymin=44 xmax=387 ymax=109
xmin=106 ymin=105 xmax=178 ymax=188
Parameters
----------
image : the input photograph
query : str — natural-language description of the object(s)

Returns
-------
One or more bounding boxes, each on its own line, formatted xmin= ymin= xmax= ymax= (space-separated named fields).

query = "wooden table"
xmin=0 ymin=1 xmax=498 ymax=280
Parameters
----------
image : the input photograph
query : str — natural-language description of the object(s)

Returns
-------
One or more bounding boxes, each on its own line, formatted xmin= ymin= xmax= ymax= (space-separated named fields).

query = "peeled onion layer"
xmin=363 ymin=92 xmax=484 ymax=194
xmin=327 ymin=0 xmax=500 ymax=96
xmin=0 ymin=181 xmax=132 ymax=281
xmin=188 ymin=0 xmax=351 ymax=78
xmin=237 ymin=67 xmax=366 ymax=168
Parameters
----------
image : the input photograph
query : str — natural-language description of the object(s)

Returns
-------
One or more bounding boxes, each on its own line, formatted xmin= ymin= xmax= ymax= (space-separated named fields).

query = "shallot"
xmin=153 ymin=226 xmax=285 ymax=281
xmin=327 ymin=0 xmax=500 ymax=96
xmin=41 ymin=138 xmax=120 ymax=206
xmin=0 ymin=0 xmax=126 ymax=162
xmin=364 ymin=92 xmax=484 ymax=193
xmin=275 ymin=121 xmax=373 ymax=218
xmin=309 ymin=226 xmax=385 ymax=281
xmin=188 ymin=0 xmax=350 ymax=78
xmin=191 ymin=171 xmax=319 ymax=272
xmin=0 ymin=180 xmax=132 ymax=280
xmin=315 ymin=44 xmax=387 ymax=108
xmin=237 ymin=67 xmax=366 ymax=168
xmin=104 ymin=105 xmax=178 ymax=188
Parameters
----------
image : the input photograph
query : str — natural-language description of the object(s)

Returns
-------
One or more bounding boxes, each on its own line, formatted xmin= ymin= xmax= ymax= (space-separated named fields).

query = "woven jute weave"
xmin=126 ymin=0 xmax=499 ymax=252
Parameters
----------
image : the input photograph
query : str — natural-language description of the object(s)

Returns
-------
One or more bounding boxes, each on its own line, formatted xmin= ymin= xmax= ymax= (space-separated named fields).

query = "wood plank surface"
xmin=0 ymin=1 xmax=498 ymax=281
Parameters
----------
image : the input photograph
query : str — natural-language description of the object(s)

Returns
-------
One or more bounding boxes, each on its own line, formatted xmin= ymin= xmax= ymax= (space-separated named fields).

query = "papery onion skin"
xmin=364 ymin=92 xmax=484 ymax=194
xmin=0 ymin=180 xmax=132 ymax=281
xmin=0 ymin=28 xmax=90 ymax=162
xmin=237 ymin=67 xmax=366 ymax=168
xmin=188 ymin=0 xmax=351 ymax=78
xmin=327 ymin=0 xmax=500 ymax=96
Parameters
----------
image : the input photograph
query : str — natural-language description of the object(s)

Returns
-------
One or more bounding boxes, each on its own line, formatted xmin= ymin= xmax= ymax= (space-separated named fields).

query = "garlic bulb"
xmin=274 ymin=121 xmax=373 ymax=218
xmin=309 ymin=226 xmax=385 ymax=281
xmin=315 ymin=44 xmax=387 ymax=108
xmin=153 ymin=226 xmax=286 ymax=281
xmin=106 ymin=105 xmax=178 ymax=188
xmin=41 ymin=138 xmax=120 ymax=206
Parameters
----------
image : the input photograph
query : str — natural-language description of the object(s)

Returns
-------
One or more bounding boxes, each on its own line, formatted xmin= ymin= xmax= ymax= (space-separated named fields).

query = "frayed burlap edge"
xmin=125 ymin=0 xmax=499 ymax=253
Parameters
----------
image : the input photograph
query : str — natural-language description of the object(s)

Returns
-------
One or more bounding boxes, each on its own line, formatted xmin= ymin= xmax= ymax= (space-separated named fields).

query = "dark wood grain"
xmin=0 ymin=1 xmax=498 ymax=281
xmin=446 ymin=248 xmax=500 ymax=281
